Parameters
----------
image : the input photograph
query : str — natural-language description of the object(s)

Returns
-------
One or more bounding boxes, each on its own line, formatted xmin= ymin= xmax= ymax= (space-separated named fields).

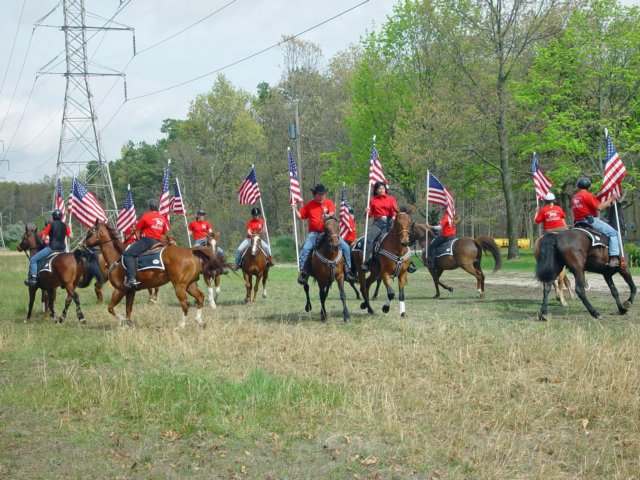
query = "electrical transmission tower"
xmin=51 ymin=0 xmax=132 ymax=221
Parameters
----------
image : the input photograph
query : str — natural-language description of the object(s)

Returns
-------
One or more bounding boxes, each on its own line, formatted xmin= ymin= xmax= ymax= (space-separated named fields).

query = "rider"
xmin=570 ymin=177 xmax=621 ymax=267
xmin=234 ymin=207 xmax=273 ymax=268
xmin=425 ymin=210 xmax=460 ymax=268
xmin=122 ymin=225 xmax=138 ymax=246
xmin=341 ymin=205 xmax=357 ymax=247
xmin=293 ymin=183 xmax=356 ymax=285
xmin=25 ymin=209 xmax=73 ymax=286
xmin=535 ymin=192 xmax=567 ymax=232
xmin=122 ymin=199 xmax=170 ymax=289
xmin=188 ymin=210 xmax=224 ymax=256
xmin=361 ymin=181 xmax=399 ymax=272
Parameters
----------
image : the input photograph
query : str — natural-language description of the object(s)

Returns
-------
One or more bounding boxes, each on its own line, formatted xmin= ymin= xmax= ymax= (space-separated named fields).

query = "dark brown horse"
xmin=411 ymin=224 xmax=502 ymax=298
xmin=84 ymin=222 xmax=218 ymax=328
xmin=240 ymin=234 xmax=270 ymax=303
xmin=17 ymin=224 xmax=87 ymax=323
xmin=533 ymin=236 xmax=572 ymax=307
xmin=352 ymin=208 xmax=414 ymax=316
xmin=303 ymin=216 xmax=350 ymax=322
xmin=535 ymin=230 xmax=636 ymax=320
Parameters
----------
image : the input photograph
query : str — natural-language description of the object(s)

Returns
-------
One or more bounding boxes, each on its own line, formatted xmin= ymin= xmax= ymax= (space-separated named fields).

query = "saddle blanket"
xmin=37 ymin=252 xmax=63 ymax=274
xmin=352 ymin=235 xmax=384 ymax=254
xmin=135 ymin=248 xmax=166 ymax=271
xmin=573 ymin=227 xmax=606 ymax=248
xmin=431 ymin=237 xmax=459 ymax=258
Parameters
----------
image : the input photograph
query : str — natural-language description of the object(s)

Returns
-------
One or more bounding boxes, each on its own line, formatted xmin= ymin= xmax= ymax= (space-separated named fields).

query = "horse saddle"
xmin=352 ymin=234 xmax=385 ymax=256
xmin=135 ymin=248 xmax=166 ymax=271
xmin=572 ymin=226 xmax=606 ymax=248
xmin=431 ymin=237 xmax=459 ymax=258
xmin=37 ymin=252 xmax=63 ymax=274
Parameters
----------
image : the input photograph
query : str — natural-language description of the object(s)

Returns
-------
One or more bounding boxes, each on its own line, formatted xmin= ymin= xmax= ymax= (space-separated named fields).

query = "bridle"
xmin=394 ymin=212 xmax=411 ymax=246
xmin=323 ymin=217 xmax=341 ymax=251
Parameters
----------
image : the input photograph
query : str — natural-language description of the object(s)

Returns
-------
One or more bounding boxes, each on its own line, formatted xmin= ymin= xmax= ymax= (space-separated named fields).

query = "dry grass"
xmin=1 ymin=253 xmax=640 ymax=478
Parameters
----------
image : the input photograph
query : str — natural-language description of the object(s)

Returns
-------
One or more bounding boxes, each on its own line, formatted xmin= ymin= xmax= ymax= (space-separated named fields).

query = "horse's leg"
xmin=59 ymin=285 xmax=75 ymax=324
xmin=47 ymin=288 xmax=57 ymax=322
xmin=563 ymin=269 xmax=573 ymax=299
xmin=359 ymin=273 xmax=376 ymax=314
xmin=124 ymin=291 xmax=136 ymax=328
xmin=372 ymin=277 xmax=382 ymax=300
xmin=349 ymin=280 xmax=361 ymax=300
xmin=601 ymin=272 xmax=627 ymax=314
xmin=95 ymin=281 xmax=104 ymax=303
xmin=429 ymin=267 xmax=441 ymax=298
xmin=40 ymin=289 xmax=47 ymax=314
xmin=303 ymin=280 xmax=313 ymax=312
xmin=617 ymin=267 xmax=637 ymax=310
xmin=108 ymin=288 xmax=128 ymax=325
xmin=538 ymin=281 xmax=553 ymax=321
xmin=398 ymin=271 xmax=408 ymax=317
xmin=262 ymin=267 xmax=269 ymax=298
xmin=173 ymin=283 xmax=190 ymax=329
xmin=338 ymin=278 xmax=350 ymax=322
xmin=186 ymin=281 xmax=205 ymax=327
xmin=252 ymin=272 xmax=262 ymax=303
xmin=72 ymin=289 xmax=84 ymax=323
xmin=319 ymin=283 xmax=329 ymax=321
xmin=460 ymin=261 xmax=484 ymax=298
xmin=204 ymin=276 xmax=216 ymax=309
xmin=26 ymin=286 xmax=37 ymax=321
xmin=214 ymin=273 xmax=221 ymax=300
xmin=148 ymin=288 xmax=158 ymax=304
xmin=243 ymin=272 xmax=252 ymax=304
xmin=381 ymin=274 xmax=395 ymax=314
xmin=572 ymin=270 xmax=601 ymax=319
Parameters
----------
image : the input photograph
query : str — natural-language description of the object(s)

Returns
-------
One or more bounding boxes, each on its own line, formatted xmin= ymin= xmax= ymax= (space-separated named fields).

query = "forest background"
xmin=1 ymin=0 xmax=639 ymax=260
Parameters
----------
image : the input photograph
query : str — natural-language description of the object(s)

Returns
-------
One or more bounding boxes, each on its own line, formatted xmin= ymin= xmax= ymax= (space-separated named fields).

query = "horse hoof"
xmin=477 ymin=292 xmax=485 ymax=299
xmin=360 ymin=302 xmax=367 ymax=310
xmin=382 ymin=305 xmax=390 ymax=314
xmin=538 ymin=313 xmax=549 ymax=322
xmin=623 ymin=301 xmax=632 ymax=310
xmin=305 ymin=304 xmax=312 ymax=312
xmin=447 ymin=288 xmax=454 ymax=293
xmin=344 ymin=316 xmax=351 ymax=323
xmin=123 ymin=320 xmax=133 ymax=328
xmin=149 ymin=298 xmax=158 ymax=304
xmin=209 ymin=303 xmax=216 ymax=309
xmin=401 ymin=312 xmax=406 ymax=318
xmin=78 ymin=317 xmax=86 ymax=324
xmin=367 ymin=308 xmax=374 ymax=315
xmin=372 ymin=295 xmax=378 ymax=300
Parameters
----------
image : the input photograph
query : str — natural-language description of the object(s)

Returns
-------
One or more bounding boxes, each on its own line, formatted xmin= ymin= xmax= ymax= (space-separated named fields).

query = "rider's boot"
xmin=361 ymin=257 xmax=371 ymax=272
xmin=267 ymin=255 xmax=274 ymax=267
xmin=24 ymin=275 xmax=38 ymax=287
xmin=297 ymin=270 xmax=309 ymax=285
xmin=407 ymin=261 xmax=418 ymax=273
xmin=124 ymin=274 xmax=140 ymax=289
xmin=608 ymin=256 xmax=620 ymax=268
xmin=344 ymin=264 xmax=356 ymax=283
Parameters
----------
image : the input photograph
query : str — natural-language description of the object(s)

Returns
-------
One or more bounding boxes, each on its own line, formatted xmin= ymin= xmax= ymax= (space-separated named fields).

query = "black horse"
xmin=535 ymin=230 xmax=636 ymax=320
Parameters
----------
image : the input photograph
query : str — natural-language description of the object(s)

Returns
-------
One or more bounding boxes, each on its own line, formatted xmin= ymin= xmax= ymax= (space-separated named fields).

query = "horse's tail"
xmin=192 ymin=248 xmax=232 ymax=278
xmin=76 ymin=248 xmax=105 ymax=288
xmin=473 ymin=235 xmax=503 ymax=272
xmin=535 ymin=234 xmax=564 ymax=283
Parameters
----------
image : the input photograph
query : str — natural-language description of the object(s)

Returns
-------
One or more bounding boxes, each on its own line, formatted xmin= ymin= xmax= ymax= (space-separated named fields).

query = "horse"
xmin=352 ymin=208 xmax=415 ymax=316
xmin=239 ymin=234 xmax=270 ymax=303
xmin=533 ymin=236 xmax=573 ymax=307
xmin=17 ymin=224 xmax=87 ymax=323
xmin=83 ymin=222 xmax=219 ymax=328
xmin=302 ymin=216 xmax=350 ymax=322
xmin=410 ymin=224 xmax=502 ymax=298
xmin=535 ymin=230 xmax=636 ymax=320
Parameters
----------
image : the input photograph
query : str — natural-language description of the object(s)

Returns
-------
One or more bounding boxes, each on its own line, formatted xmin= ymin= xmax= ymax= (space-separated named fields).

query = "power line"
xmin=0 ymin=0 xmax=26 ymax=98
xmin=127 ymin=0 xmax=370 ymax=101
xmin=0 ymin=26 xmax=35 ymax=132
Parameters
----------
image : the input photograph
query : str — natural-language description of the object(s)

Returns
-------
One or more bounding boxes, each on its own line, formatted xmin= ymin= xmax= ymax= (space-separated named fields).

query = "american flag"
xmin=532 ymin=153 xmax=552 ymax=200
xmin=339 ymin=184 xmax=352 ymax=239
xmin=69 ymin=178 xmax=108 ymax=227
xmin=238 ymin=166 xmax=261 ymax=205
xmin=171 ymin=180 xmax=185 ymax=215
xmin=54 ymin=178 xmax=66 ymax=222
xmin=369 ymin=144 xmax=387 ymax=186
xmin=288 ymin=149 xmax=303 ymax=204
xmin=427 ymin=171 xmax=456 ymax=218
xmin=597 ymin=133 xmax=627 ymax=201
xmin=158 ymin=165 xmax=171 ymax=216
xmin=116 ymin=188 xmax=137 ymax=233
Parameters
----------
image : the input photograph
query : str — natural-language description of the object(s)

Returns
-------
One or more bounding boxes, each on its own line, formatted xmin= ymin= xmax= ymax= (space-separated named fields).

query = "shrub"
xmin=271 ymin=236 xmax=297 ymax=263
xmin=625 ymin=243 xmax=640 ymax=267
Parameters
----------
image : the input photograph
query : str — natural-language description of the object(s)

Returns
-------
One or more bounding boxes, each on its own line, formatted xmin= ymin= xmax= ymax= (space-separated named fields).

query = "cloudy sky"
xmin=0 ymin=0 xmax=398 ymax=183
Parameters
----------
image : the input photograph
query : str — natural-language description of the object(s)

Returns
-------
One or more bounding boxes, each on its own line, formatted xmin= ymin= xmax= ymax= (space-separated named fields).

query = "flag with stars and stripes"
xmin=597 ymin=133 xmax=627 ymax=201
xmin=158 ymin=165 xmax=171 ymax=216
xmin=238 ymin=166 xmax=261 ymax=205
xmin=69 ymin=178 xmax=108 ymax=227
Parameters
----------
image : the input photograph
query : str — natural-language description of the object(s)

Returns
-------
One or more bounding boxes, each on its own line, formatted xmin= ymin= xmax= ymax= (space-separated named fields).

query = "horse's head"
xmin=17 ymin=223 xmax=41 ymax=252
xmin=250 ymin=234 xmax=261 ymax=255
xmin=410 ymin=223 xmax=428 ymax=248
xmin=206 ymin=231 xmax=221 ymax=254
xmin=323 ymin=216 xmax=341 ymax=252
xmin=84 ymin=221 xmax=115 ymax=249
xmin=394 ymin=207 xmax=414 ymax=247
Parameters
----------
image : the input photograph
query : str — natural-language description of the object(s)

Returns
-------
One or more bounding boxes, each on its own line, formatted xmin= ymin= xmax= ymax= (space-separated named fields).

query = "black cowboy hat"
xmin=311 ymin=183 xmax=327 ymax=194
xmin=197 ymin=210 xmax=206 ymax=216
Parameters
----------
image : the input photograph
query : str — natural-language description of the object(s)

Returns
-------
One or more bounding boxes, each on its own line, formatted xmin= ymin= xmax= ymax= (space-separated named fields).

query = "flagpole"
xmin=258 ymin=196 xmax=271 ymax=248
xmin=67 ymin=175 xmax=75 ymax=252
xmin=362 ymin=135 xmax=376 ymax=262
xmin=175 ymin=177 xmax=191 ymax=247
xmin=291 ymin=191 xmax=300 ymax=268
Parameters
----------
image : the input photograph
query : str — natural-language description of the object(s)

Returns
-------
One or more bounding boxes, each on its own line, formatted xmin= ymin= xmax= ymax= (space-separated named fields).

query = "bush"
xmin=2 ymin=222 xmax=25 ymax=250
xmin=625 ymin=243 xmax=640 ymax=267
xmin=271 ymin=236 xmax=297 ymax=263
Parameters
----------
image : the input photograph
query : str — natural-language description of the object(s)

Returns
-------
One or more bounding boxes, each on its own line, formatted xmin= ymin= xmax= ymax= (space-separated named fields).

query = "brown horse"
xmin=535 ymin=230 xmax=636 ymax=320
xmin=352 ymin=208 xmax=414 ymax=316
xmin=411 ymin=224 xmax=502 ymax=298
xmin=84 ymin=222 xmax=218 ymax=328
xmin=533 ymin=236 xmax=573 ymax=307
xmin=239 ymin=234 xmax=270 ymax=303
xmin=302 ymin=216 xmax=350 ymax=322
xmin=17 ymin=225 xmax=86 ymax=323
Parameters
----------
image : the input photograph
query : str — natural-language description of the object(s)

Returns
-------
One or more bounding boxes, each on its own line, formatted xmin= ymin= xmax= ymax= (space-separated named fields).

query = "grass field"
xmin=1 ymin=249 xmax=639 ymax=479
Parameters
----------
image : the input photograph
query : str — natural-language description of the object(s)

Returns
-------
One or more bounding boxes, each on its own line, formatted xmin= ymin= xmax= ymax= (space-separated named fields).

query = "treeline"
xmin=2 ymin=0 xmax=639 ymax=256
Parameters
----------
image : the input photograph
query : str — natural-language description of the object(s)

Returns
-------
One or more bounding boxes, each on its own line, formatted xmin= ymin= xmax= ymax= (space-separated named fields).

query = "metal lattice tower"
xmin=54 ymin=0 xmax=130 ymax=221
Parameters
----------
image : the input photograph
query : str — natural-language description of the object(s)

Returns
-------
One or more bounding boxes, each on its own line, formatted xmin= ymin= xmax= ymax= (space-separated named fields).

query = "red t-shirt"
xmin=188 ymin=220 xmax=212 ymax=240
xmin=535 ymin=205 xmax=566 ymax=230
xmin=570 ymin=190 xmax=599 ymax=221
xmin=123 ymin=226 xmax=137 ymax=245
xmin=439 ymin=215 xmax=456 ymax=237
xmin=342 ymin=215 xmax=356 ymax=242
xmin=246 ymin=218 xmax=264 ymax=237
xmin=136 ymin=211 xmax=170 ymax=240
xmin=368 ymin=194 xmax=398 ymax=218
xmin=299 ymin=199 xmax=335 ymax=233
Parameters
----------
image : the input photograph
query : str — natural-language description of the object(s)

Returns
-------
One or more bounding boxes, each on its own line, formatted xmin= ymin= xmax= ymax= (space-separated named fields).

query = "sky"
xmin=0 ymin=0 xmax=398 ymax=183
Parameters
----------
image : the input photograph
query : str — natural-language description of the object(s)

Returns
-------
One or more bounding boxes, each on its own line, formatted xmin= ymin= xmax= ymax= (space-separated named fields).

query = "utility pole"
xmin=0 ymin=212 xmax=5 ymax=249
xmin=43 ymin=0 xmax=134 ymax=222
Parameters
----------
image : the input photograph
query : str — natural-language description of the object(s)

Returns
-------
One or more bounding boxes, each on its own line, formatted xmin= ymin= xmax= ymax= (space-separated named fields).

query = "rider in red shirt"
xmin=535 ymin=192 xmax=567 ymax=232
xmin=362 ymin=181 xmax=399 ymax=271
xmin=121 ymin=199 xmax=170 ymax=288
xmin=341 ymin=206 xmax=357 ymax=246
xmin=188 ymin=210 xmax=213 ymax=246
xmin=234 ymin=207 xmax=273 ymax=267
xmin=425 ymin=211 xmax=459 ymax=268
xmin=293 ymin=183 xmax=356 ymax=284
xmin=122 ymin=225 xmax=138 ymax=245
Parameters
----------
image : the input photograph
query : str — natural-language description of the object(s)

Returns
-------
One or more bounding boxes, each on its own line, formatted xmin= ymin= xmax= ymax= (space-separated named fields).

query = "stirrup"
xmin=407 ymin=262 xmax=418 ymax=273
xmin=297 ymin=271 xmax=308 ymax=285
xmin=124 ymin=277 xmax=140 ymax=289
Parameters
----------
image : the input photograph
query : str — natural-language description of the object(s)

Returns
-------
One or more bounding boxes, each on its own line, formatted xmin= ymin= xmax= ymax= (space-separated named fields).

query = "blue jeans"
xmin=299 ymin=232 xmax=352 ymax=270
xmin=591 ymin=217 xmax=620 ymax=257
xmin=194 ymin=238 xmax=223 ymax=256
xmin=235 ymin=238 xmax=271 ymax=265
xmin=29 ymin=246 xmax=53 ymax=276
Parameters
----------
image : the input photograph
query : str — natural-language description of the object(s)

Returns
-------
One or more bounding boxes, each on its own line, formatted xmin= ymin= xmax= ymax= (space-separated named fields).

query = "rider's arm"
xmin=66 ymin=225 xmax=73 ymax=239
xmin=595 ymin=195 xmax=615 ymax=212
